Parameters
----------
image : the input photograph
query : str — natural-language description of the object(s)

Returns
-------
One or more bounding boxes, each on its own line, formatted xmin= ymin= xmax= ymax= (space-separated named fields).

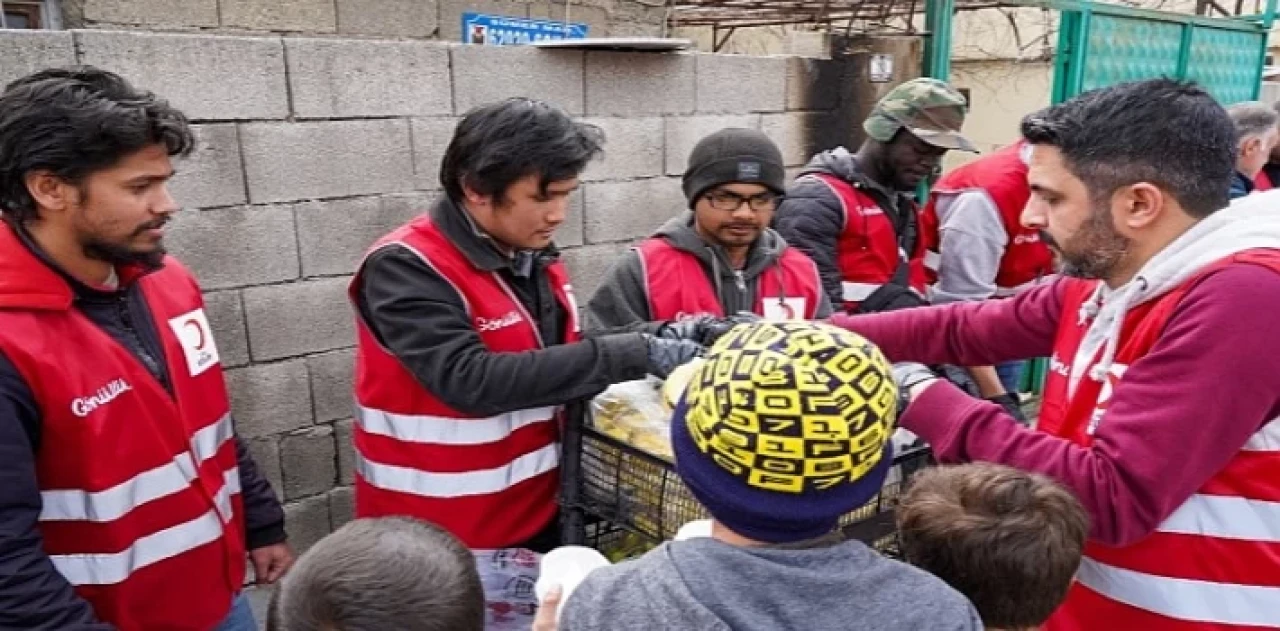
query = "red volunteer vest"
xmin=924 ymin=142 xmax=1053 ymax=294
xmin=636 ymin=238 xmax=824 ymax=321
xmin=0 ymin=224 xmax=245 ymax=631
xmin=350 ymin=215 xmax=581 ymax=549
xmin=1256 ymin=169 xmax=1274 ymax=192
xmin=1039 ymin=250 xmax=1280 ymax=631
xmin=804 ymin=173 xmax=931 ymax=311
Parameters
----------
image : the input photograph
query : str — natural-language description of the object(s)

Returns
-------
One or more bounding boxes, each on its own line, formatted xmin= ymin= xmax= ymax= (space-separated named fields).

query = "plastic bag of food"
xmin=589 ymin=377 xmax=672 ymax=460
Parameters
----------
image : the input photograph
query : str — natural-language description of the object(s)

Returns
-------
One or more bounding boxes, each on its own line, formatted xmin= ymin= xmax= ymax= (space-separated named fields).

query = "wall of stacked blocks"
xmin=0 ymin=22 xmax=915 ymax=570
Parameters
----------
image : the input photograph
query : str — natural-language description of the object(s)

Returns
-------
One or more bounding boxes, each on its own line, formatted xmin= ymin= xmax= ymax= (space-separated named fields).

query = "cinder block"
xmin=203 ymin=290 xmax=250 ymax=368
xmin=165 ymin=206 xmax=299 ymax=290
xmin=786 ymin=57 xmax=848 ymax=111
xmin=560 ymin=242 xmax=634 ymax=301
xmin=450 ymin=44 xmax=585 ymax=115
xmin=0 ymin=31 xmax=74 ymax=88
xmin=557 ymin=193 xmax=585 ymax=248
xmin=760 ymin=111 xmax=829 ymax=167
xmin=439 ymin=0 xmax=529 ymax=40
xmin=585 ymin=52 xmax=695 ymax=116
xmin=307 ymin=348 xmax=356 ymax=423
xmin=527 ymin=2 xmax=608 ymax=39
xmin=226 ymin=360 xmax=314 ymax=439
xmin=337 ymin=0 xmax=437 ymax=37
xmin=286 ymin=38 xmax=451 ymax=119
xmin=245 ymin=585 xmax=274 ymax=625
xmin=411 ymin=117 xmax=459 ymax=191
xmin=280 ymin=426 xmax=337 ymax=501
xmin=607 ymin=0 xmax=666 ymax=24
xmin=83 ymin=0 xmax=219 ymax=27
xmin=581 ymin=117 xmax=663 ymax=181
xmin=242 ymin=436 xmax=284 ymax=497
xmin=582 ymin=178 xmax=685 ymax=244
xmin=695 ymin=53 xmax=787 ymax=114
xmin=241 ymin=119 xmax=414 ymax=204
xmin=335 ymin=419 xmax=356 ymax=485
xmin=606 ymin=21 xmax=662 ymax=37
xmin=329 ymin=486 xmax=355 ymax=529
xmin=283 ymin=494 xmax=331 ymax=554
xmin=664 ymin=114 xmax=762 ymax=176
xmin=220 ymin=0 xmax=336 ymax=32
xmin=170 ymin=124 xmax=246 ymax=210
xmin=75 ymin=31 xmax=288 ymax=121
xmin=243 ymin=277 xmax=356 ymax=361
xmin=294 ymin=193 xmax=430 ymax=278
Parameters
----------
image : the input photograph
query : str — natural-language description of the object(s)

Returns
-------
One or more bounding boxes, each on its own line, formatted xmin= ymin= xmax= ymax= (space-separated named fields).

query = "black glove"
xmin=659 ymin=312 xmax=760 ymax=347
xmin=985 ymin=392 xmax=1028 ymax=424
xmin=641 ymin=334 xmax=705 ymax=379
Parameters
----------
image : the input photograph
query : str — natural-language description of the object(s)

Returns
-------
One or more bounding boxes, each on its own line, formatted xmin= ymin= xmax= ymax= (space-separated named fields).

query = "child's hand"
xmin=532 ymin=585 xmax=563 ymax=631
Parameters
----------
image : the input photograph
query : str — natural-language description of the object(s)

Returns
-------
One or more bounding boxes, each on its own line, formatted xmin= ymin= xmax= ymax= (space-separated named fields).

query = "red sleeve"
xmin=901 ymin=264 xmax=1280 ymax=547
xmin=827 ymin=280 xmax=1064 ymax=365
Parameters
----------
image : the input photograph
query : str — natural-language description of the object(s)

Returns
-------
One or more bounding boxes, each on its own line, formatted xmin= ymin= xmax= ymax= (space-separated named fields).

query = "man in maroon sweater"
xmin=831 ymin=80 xmax=1280 ymax=629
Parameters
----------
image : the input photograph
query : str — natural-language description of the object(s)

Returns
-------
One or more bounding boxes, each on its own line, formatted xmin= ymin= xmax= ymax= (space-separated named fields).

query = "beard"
xmin=82 ymin=219 xmax=169 ymax=270
xmin=1045 ymin=204 xmax=1131 ymax=280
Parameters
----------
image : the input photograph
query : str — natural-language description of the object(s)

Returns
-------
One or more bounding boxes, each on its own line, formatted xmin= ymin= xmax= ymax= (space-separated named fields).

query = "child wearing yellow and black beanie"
xmin=557 ymin=321 xmax=981 ymax=631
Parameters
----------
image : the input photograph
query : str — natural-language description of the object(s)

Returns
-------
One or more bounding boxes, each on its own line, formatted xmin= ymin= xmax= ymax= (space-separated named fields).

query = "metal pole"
xmin=1 ymin=1 xmax=10 ymax=30
xmin=922 ymin=0 xmax=954 ymax=80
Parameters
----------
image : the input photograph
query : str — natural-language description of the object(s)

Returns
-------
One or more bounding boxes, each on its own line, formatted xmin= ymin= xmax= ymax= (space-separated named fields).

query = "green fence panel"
xmin=1079 ymin=15 xmax=1183 ymax=93
xmin=1184 ymin=26 xmax=1267 ymax=105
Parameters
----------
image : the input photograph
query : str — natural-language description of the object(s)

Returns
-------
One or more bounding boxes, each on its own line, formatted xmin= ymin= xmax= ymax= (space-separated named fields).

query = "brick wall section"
xmin=70 ymin=0 xmax=667 ymax=40
xmin=0 ymin=29 xmax=864 ymax=559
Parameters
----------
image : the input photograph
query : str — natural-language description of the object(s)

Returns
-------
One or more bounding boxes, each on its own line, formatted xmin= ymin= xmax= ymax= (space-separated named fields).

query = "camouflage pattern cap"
xmin=863 ymin=78 xmax=976 ymax=152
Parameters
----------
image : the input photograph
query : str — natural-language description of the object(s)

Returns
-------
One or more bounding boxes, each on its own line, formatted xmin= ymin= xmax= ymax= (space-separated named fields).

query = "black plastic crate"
xmin=568 ymin=424 xmax=933 ymax=558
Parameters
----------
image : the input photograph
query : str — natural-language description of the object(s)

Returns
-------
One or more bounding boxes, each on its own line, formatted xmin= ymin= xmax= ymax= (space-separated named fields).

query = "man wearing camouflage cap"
xmin=776 ymin=77 xmax=975 ymax=314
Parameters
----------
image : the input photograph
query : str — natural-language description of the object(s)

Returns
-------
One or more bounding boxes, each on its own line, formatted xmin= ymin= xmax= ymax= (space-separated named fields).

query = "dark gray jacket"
xmin=584 ymin=212 xmax=833 ymax=334
xmin=560 ymin=536 xmax=982 ymax=631
xmin=353 ymin=196 xmax=651 ymax=419
xmin=775 ymin=148 xmax=921 ymax=311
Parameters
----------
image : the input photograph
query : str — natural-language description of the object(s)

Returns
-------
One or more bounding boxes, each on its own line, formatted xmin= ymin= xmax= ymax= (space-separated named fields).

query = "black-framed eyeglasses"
xmin=703 ymin=189 xmax=780 ymax=212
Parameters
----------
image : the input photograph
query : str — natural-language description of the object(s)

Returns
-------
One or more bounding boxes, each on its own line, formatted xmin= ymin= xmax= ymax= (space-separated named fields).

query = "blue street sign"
xmin=462 ymin=12 xmax=588 ymax=45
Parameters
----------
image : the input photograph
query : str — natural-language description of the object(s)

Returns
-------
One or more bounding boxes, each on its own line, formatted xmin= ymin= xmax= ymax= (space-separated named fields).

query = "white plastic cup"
xmin=535 ymin=545 xmax=611 ymax=623
xmin=674 ymin=519 xmax=713 ymax=541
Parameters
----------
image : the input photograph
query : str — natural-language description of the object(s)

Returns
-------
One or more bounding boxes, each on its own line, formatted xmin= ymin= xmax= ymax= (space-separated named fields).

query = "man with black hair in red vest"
xmin=0 ymin=67 xmax=292 ymax=630
xmin=585 ymin=128 xmax=831 ymax=333
xmin=832 ymin=79 xmax=1280 ymax=630
xmin=349 ymin=98 xmax=712 ymax=628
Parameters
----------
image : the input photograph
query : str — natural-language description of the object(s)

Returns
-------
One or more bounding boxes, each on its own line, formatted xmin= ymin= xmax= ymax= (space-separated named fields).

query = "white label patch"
xmin=168 ymin=308 xmax=220 ymax=377
xmin=762 ymin=297 xmax=806 ymax=321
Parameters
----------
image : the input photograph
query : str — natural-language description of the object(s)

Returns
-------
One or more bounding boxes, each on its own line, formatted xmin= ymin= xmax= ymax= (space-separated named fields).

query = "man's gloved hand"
xmin=985 ymin=392 xmax=1029 ymax=424
xmin=659 ymin=312 xmax=760 ymax=347
xmin=892 ymin=362 xmax=939 ymax=415
xmin=641 ymin=334 xmax=705 ymax=379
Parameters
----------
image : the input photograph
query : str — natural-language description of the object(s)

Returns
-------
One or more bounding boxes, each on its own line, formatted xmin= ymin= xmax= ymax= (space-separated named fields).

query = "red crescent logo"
xmin=183 ymin=319 xmax=206 ymax=351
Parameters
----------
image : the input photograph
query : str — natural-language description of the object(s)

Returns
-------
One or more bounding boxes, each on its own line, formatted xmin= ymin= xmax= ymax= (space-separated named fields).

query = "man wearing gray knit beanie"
xmin=585 ymin=128 xmax=832 ymax=334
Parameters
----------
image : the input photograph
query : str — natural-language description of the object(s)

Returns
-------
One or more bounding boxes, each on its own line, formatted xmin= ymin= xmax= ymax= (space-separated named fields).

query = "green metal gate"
xmin=1049 ymin=0 xmax=1274 ymax=104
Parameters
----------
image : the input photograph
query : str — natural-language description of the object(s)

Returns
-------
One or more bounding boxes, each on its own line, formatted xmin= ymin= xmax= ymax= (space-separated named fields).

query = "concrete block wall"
xmin=1 ymin=30 xmax=867 ymax=614
xmin=66 ymin=0 xmax=668 ymax=40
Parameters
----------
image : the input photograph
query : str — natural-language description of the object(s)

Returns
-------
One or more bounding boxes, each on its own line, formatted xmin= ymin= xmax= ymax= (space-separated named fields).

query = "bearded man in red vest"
xmin=0 ymin=67 xmax=293 ymax=630
xmin=584 ymin=128 xmax=831 ymax=332
xmin=829 ymin=79 xmax=1280 ymax=629
xmin=348 ymin=98 xmax=706 ymax=627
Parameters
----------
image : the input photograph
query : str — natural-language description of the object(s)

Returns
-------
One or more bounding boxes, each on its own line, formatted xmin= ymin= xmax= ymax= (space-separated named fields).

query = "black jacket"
xmin=0 ymin=225 xmax=286 ymax=630
xmin=353 ymin=197 xmax=651 ymax=422
xmin=774 ymin=148 xmax=923 ymax=312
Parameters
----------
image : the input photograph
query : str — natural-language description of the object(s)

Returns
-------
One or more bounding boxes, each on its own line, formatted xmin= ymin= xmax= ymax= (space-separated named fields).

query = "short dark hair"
xmin=897 ymin=463 xmax=1088 ymax=629
xmin=1020 ymin=79 xmax=1235 ymax=219
xmin=439 ymin=97 xmax=603 ymax=203
xmin=0 ymin=66 xmax=194 ymax=223
xmin=267 ymin=517 xmax=485 ymax=631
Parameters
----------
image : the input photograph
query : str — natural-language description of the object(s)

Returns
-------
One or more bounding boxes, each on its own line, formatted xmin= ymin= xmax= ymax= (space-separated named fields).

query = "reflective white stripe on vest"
xmin=50 ymin=504 xmax=229 ymax=587
xmin=1075 ymin=557 xmax=1280 ymax=627
xmin=40 ymin=413 xmax=234 ymax=523
xmin=357 ymin=443 xmax=559 ymax=499
xmin=1156 ymin=493 xmax=1280 ymax=542
xmin=1243 ymin=416 xmax=1280 ymax=452
xmin=842 ymin=282 xmax=882 ymax=302
xmin=924 ymin=250 xmax=941 ymax=271
xmin=358 ymin=406 xmax=557 ymax=446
